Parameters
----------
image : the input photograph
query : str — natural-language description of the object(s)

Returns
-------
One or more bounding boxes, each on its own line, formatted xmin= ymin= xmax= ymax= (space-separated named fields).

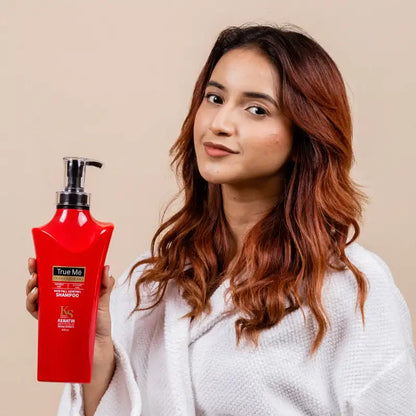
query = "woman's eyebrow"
xmin=206 ymin=80 xmax=279 ymax=109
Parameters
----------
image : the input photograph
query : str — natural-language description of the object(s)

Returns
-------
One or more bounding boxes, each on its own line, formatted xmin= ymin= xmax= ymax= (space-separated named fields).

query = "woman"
xmin=26 ymin=23 xmax=416 ymax=415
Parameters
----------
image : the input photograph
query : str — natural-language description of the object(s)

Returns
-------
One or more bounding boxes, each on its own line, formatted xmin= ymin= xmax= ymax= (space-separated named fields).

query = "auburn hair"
xmin=126 ymin=23 xmax=369 ymax=357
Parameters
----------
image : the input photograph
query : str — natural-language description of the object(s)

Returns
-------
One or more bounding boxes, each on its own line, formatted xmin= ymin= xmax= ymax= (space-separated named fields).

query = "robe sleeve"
xmin=56 ymin=251 xmax=152 ymax=416
xmin=349 ymin=349 xmax=416 ymax=415
xmin=56 ymin=338 xmax=142 ymax=416
xmin=337 ymin=249 xmax=416 ymax=415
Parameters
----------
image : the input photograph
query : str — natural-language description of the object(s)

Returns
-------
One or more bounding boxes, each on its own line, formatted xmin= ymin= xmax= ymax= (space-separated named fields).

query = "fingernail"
xmin=107 ymin=266 xmax=111 ymax=276
xmin=31 ymin=287 xmax=37 ymax=294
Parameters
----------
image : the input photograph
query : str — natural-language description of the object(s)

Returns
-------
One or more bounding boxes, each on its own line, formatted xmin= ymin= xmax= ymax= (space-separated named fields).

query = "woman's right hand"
xmin=25 ymin=258 xmax=116 ymax=343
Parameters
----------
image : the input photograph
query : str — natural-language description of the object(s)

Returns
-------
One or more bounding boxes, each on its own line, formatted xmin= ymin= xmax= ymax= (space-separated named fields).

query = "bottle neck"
xmin=56 ymin=204 xmax=90 ymax=210
xmin=56 ymin=190 xmax=90 ymax=209
xmin=53 ymin=208 xmax=92 ymax=222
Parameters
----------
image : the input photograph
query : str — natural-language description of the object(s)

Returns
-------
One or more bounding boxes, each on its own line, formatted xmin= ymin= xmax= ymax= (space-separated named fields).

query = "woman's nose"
xmin=209 ymin=106 xmax=236 ymax=136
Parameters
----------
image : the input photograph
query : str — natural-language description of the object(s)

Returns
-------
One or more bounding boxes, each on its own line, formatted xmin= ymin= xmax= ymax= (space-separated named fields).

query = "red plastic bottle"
xmin=32 ymin=157 xmax=114 ymax=383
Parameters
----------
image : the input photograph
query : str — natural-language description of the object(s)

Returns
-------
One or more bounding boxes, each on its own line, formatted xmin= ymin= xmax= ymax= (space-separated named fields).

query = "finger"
xmin=26 ymin=272 xmax=38 ymax=296
xmin=26 ymin=286 xmax=39 ymax=314
xmin=99 ymin=266 xmax=115 ymax=302
xmin=102 ymin=266 xmax=115 ymax=290
xmin=28 ymin=257 xmax=37 ymax=275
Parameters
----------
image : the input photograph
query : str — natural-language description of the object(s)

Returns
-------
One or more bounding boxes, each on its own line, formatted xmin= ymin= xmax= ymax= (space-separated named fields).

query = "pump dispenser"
xmin=32 ymin=157 xmax=114 ymax=383
xmin=56 ymin=157 xmax=103 ymax=209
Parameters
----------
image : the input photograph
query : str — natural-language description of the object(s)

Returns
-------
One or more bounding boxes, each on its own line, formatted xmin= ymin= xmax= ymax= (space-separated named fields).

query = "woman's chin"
xmin=198 ymin=169 xmax=243 ymax=185
xmin=203 ymin=177 xmax=241 ymax=186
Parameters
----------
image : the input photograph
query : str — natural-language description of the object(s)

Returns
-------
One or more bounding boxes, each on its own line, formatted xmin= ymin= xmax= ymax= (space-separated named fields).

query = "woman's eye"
xmin=247 ymin=106 xmax=268 ymax=116
xmin=205 ymin=93 xmax=222 ymax=104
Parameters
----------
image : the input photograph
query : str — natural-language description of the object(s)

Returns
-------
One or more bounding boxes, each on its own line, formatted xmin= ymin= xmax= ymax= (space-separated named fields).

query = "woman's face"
xmin=193 ymin=47 xmax=294 ymax=188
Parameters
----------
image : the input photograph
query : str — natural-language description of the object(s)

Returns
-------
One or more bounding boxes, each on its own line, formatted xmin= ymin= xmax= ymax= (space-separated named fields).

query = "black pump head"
xmin=56 ymin=157 xmax=103 ymax=209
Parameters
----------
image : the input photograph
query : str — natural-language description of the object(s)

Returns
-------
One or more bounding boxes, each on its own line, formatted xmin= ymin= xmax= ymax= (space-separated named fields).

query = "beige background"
xmin=1 ymin=0 xmax=415 ymax=414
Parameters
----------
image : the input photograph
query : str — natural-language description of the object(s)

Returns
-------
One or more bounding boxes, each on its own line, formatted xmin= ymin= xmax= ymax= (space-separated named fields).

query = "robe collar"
xmin=161 ymin=277 xmax=236 ymax=415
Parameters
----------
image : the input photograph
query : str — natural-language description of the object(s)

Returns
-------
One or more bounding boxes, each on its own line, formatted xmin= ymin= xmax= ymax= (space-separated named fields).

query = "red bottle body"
xmin=32 ymin=208 xmax=114 ymax=383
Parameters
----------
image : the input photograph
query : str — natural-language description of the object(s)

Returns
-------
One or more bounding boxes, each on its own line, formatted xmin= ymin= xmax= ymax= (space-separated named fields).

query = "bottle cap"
xmin=56 ymin=157 xmax=103 ymax=209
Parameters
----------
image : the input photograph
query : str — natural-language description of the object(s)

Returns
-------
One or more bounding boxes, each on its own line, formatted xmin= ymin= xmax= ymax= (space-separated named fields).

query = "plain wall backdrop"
xmin=1 ymin=0 xmax=415 ymax=414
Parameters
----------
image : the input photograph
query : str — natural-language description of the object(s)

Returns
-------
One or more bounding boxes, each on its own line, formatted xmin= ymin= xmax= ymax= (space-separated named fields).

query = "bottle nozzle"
xmin=86 ymin=160 xmax=103 ymax=169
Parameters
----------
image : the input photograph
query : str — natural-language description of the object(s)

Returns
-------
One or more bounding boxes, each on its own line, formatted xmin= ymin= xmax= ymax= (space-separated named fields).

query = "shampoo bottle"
xmin=32 ymin=157 xmax=114 ymax=383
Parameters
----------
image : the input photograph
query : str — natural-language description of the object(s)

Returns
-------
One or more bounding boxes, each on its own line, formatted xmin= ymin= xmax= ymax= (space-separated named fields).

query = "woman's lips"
xmin=204 ymin=145 xmax=236 ymax=157
xmin=203 ymin=142 xmax=238 ymax=157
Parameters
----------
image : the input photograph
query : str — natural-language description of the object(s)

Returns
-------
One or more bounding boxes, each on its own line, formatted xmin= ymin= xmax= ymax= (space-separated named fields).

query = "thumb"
xmin=99 ymin=265 xmax=115 ymax=302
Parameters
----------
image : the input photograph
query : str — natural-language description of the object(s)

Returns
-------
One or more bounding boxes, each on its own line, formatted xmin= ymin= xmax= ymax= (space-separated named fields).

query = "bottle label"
xmin=52 ymin=265 xmax=85 ymax=300
xmin=58 ymin=306 xmax=75 ymax=331
xmin=52 ymin=266 xmax=85 ymax=282
xmin=52 ymin=266 xmax=86 ymax=332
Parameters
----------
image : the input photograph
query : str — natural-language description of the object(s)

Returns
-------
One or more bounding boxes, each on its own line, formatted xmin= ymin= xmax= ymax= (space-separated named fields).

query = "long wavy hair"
xmin=126 ymin=23 xmax=369 ymax=357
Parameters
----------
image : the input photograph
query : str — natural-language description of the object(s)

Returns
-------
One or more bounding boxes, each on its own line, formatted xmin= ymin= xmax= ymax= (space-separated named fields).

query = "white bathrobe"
xmin=57 ymin=242 xmax=416 ymax=415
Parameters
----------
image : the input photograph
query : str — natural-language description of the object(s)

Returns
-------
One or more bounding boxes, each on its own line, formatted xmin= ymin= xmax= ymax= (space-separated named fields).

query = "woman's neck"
xmin=221 ymin=181 xmax=282 ymax=251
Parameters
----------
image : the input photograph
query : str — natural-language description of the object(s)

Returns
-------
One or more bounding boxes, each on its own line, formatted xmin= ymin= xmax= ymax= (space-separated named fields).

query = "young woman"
xmin=26 ymin=23 xmax=416 ymax=415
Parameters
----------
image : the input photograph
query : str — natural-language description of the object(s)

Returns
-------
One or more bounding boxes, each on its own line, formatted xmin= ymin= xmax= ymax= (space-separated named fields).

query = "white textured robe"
xmin=57 ymin=242 xmax=416 ymax=415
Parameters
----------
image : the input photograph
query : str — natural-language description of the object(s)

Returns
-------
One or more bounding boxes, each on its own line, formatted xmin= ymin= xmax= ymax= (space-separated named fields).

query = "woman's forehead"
xmin=210 ymin=48 xmax=280 ymax=97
